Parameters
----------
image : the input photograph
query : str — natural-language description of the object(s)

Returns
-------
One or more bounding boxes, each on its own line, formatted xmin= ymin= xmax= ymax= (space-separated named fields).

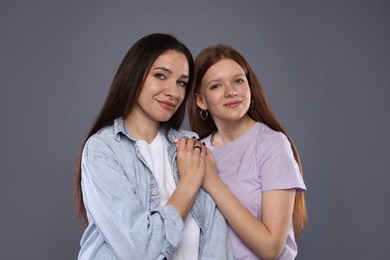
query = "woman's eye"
xmin=155 ymin=73 xmax=166 ymax=80
xmin=177 ymin=80 xmax=188 ymax=87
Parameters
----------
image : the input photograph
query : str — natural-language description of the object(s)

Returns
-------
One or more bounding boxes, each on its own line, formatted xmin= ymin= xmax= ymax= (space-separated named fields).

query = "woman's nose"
xmin=164 ymin=82 xmax=179 ymax=98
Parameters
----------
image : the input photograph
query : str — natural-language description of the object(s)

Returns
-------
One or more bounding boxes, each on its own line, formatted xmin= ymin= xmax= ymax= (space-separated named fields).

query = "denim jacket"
xmin=78 ymin=118 xmax=233 ymax=260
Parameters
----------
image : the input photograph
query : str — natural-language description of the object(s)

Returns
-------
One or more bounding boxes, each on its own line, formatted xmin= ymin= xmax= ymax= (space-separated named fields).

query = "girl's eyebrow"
xmin=206 ymin=73 xmax=246 ymax=85
xmin=206 ymin=78 xmax=222 ymax=86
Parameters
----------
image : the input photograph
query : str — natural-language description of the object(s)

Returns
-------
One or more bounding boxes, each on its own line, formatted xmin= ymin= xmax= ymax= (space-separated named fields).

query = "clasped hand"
xmin=175 ymin=137 xmax=220 ymax=192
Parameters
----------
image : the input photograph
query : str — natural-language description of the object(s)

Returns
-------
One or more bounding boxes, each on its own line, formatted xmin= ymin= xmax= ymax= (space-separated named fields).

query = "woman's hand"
xmin=175 ymin=137 xmax=206 ymax=192
xmin=167 ymin=137 xmax=206 ymax=220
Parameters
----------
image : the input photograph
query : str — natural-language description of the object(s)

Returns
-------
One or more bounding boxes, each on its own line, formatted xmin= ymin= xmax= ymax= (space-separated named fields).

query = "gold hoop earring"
xmin=200 ymin=109 xmax=208 ymax=120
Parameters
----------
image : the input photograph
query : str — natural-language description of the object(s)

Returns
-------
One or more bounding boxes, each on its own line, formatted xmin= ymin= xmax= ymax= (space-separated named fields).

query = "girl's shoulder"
xmin=255 ymin=122 xmax=287 ymax=143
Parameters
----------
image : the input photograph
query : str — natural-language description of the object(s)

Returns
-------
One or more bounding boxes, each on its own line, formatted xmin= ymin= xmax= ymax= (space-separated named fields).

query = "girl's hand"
xmin=202 ymin=146 xmax=221 ymax=193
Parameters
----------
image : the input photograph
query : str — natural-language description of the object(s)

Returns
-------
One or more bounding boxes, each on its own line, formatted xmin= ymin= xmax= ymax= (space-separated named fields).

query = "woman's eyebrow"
xmin=153 ymin=66 xmax=189 ymax=79
xmin=153 ymin=66 xmax=172 ymax=73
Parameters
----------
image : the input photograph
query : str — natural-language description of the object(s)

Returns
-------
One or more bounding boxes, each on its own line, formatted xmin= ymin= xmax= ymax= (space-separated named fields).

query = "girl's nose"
xmin=224 ymin=84 xmax=238 ymax=98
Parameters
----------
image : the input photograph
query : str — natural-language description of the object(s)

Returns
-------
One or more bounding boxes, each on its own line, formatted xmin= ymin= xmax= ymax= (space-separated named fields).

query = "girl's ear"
xmin=195 ymin=93 xmax=208 ymax=110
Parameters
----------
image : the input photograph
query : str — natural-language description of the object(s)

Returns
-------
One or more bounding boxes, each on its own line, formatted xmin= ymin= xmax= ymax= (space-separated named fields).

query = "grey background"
xmin=1 ymin=1 xmax=389 ymax=259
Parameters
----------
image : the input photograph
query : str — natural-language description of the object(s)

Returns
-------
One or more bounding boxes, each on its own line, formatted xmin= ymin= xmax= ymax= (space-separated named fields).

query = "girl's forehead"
xmin=204 ymin=59 xmax=245 ymax=79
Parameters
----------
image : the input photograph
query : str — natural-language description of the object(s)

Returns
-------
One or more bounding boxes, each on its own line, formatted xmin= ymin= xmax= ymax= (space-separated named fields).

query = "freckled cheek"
xmin=241 ymin=88 xmax=251 ymax=99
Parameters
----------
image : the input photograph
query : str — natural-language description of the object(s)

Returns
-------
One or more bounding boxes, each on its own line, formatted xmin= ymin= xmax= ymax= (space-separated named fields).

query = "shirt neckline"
xmin=209 ymin=122 xmax=260 ymax=149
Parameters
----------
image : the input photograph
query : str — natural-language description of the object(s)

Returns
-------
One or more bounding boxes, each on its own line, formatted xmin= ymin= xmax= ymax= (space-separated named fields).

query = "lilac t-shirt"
xmin=203 ymin=122 xmax=306 ymax=260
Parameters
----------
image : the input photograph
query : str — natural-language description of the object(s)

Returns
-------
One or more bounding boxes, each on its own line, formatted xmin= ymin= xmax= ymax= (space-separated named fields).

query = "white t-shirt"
xmin=137 ymin=130 xmax=200 ymax=259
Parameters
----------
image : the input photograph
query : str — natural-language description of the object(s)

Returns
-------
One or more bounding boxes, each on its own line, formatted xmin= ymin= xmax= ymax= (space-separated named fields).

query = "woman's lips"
xmin=158 ymin=100 xmax=176 ymax=110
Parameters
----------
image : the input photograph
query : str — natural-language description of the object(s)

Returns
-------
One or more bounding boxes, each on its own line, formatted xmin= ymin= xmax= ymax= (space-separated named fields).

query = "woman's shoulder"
xmin=83 ymin=124 xmax=117 ymax=155
xmin=179 ymin=129 xmax=199 ymax=138
xmin=166 ymin=127 xmax=199 ymax=140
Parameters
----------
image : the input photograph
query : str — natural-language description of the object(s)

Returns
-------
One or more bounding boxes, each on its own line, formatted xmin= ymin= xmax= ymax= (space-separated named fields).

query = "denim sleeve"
xmin=199 ymin=191 xmax=234 ymax=259
xmin=81 ymin=141 xmax=184 ymax=259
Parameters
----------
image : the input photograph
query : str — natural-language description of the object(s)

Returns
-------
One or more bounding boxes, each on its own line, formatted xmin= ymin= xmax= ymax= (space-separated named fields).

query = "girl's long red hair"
xmin=188 ymin=44 xmax=307 ymax=238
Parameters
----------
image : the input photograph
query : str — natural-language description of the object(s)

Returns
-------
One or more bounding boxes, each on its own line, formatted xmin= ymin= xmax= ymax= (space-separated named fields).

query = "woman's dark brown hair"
xmin=188 ymin=44 xmax=307 ymax=238
xmin=74 ymin=33 xmax=194 ymax=225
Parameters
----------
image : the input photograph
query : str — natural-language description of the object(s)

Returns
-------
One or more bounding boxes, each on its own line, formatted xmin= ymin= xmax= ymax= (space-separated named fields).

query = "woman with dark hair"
xmin=188 ymin=44 xmax=307 ymax=259
xmin=74 ymin=34 xmax=233 ymax=259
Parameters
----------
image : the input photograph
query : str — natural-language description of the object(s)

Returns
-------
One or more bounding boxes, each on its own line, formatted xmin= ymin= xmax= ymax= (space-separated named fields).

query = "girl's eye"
xmin=177 ymin=80 xmax=188 ymax=87
xmin=210 ymin=84 xmax=220 ymax=90
xmin=155 ymin=73 xmax=166 ymax=80
xmin=234 ymin=78 xmax=245 ymax=84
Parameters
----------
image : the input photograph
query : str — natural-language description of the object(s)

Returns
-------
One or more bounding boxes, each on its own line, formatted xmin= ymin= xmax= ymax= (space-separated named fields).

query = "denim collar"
xmin=113 ymin=117 xmax=186 ymax=143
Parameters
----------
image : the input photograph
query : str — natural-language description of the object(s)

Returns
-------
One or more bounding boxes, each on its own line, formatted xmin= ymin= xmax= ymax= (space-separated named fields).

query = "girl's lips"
xmin=223 ymin=100 xmax=242 ymax=108
xmin=158 ymin=100 xmax=176 ymax=110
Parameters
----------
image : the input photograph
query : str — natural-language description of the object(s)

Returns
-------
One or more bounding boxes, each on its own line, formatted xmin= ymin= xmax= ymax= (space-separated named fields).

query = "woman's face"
xmin=134 ymin=50 xmax=189 ymax=124
xmin=196 ymin=58 xmax=251 ymax=125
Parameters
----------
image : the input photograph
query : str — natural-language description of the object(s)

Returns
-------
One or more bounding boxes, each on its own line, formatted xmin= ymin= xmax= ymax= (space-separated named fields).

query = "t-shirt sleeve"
xmin=258 ymin=131 xmax=306 ymax=193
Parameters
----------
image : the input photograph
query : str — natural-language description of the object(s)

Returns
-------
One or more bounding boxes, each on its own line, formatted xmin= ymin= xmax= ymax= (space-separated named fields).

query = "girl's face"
xmin=133 ymin=50 xmax=189 ymax=124
xmin=196 ymin=58 xmax=251 ymax=125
